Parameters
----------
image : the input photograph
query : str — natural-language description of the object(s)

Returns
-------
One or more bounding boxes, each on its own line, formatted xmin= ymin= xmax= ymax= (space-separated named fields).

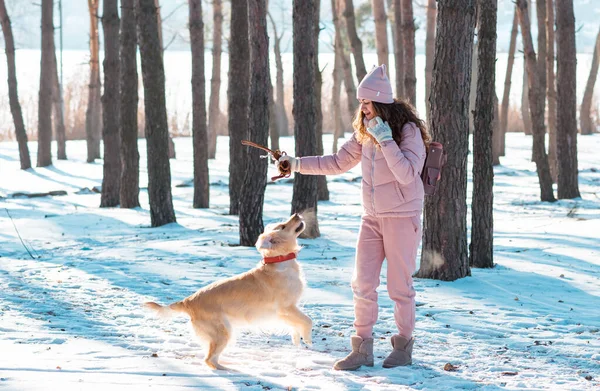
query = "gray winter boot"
xmin=382 ymin=335 xmax=414 ymax=368
xmin=333 ymin=336 xmax=374 ymax=371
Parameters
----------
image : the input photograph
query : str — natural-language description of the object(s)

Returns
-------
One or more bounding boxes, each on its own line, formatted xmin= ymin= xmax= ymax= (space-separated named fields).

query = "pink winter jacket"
xmin=299 ymin=122 xmax=427 ymax=217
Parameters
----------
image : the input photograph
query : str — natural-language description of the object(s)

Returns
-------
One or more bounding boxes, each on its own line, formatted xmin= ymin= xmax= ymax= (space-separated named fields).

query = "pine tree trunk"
xmin=500 ymin=7 xmax=518 ymax=157
xmin=0 ymin=0 xmax=31 ymax=170
xmin=207 ymin=0 xmax=223 ymax=159
xmin=189 ymin=0 xmax=209 ymax=209
xmin=521 ymin=0 xmax=532 ymax=136
xmin=332 ymin=26 xmax=343 ymax=153
xmin=86 ymin=0 xmax=101 ymax=163
xmin=239 ymin=0 xmax=270 ymax=246
xmin=337 ymin=1 xmax=357 ymax=118
xmin=37 ymin=0 xmax=53 ymax=168
xmin=580 ymin=27 xmax=600 ymax=135
xmin=492 ymin=92 xmax=501 ymax=165
xmin=293 ymin=0 xmax=320 ymax=239
xmin=228 ymin=0 xmax=249 ymax=216
xmin=470 ymin=0 xmax=496 ymax=269
xmin=393 ymin=0 xmax=404 ymax=97
xmin=372 ymin=0 xmax=389 ymax=67
xmin=51 ymin=48 xmax=67 ymax=160
xmin=120 ymin=0 xmax=140 ymax=208
xmin=536 ymin=0 xmax=547 ymax=121
xmin=343 ymin=0 xmax=367 ymax=82
xmin=100 ymin=0 xmax=121 ymax=207
xmin=517 ymin=0 xmax=555 ymax=202
xmin=401 ymin=0 xmax=416 ymax=105
xmin=546 ymin=0 xmax=558 ymax=181
xmin=555 ymin=0 xmax=580 ymax=198
xmin=416 ymin=0 xmax=476 ymax=281
xmin=425 ymin=0 xmax=436 ymax=121
xmin=267 ymin=11 xmax=289 ymax=137
xmin=136 ymin=0 xmax=177 ymax=226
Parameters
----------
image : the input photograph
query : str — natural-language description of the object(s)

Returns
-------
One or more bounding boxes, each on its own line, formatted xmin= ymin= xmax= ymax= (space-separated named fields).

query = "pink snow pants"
xmin=352 ymin=214 xmax=422 ymax=340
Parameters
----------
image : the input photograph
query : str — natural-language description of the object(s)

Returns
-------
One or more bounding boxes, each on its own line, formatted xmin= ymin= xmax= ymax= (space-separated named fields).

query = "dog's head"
xmin=255 ymin=213 xmax=305 ymax=257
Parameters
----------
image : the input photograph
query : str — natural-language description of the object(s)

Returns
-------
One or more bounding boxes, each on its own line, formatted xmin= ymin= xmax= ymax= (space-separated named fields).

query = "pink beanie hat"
xmin=357 ymin=64 xmax=394 ymax=104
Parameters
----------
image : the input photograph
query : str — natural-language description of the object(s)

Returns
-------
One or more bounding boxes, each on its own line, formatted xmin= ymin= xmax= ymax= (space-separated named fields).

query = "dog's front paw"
xmin=291 ymin=331 xmax=301 ymax=346
xmin=302 ymin=333 xmax=313 ymax=347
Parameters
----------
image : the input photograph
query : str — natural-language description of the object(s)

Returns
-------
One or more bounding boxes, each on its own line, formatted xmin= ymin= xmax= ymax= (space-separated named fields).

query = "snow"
xmin=0 ymin=133 xmax=599 ymax=390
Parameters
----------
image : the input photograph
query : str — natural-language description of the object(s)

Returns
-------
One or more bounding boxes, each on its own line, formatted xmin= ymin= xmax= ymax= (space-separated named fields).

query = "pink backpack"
xmin=420 ymin=142 xmax=446 ymax=196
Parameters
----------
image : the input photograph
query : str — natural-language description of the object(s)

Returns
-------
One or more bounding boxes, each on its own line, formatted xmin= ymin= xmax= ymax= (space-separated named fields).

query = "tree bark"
xmin=343 ymin=0 xmax=367 ymax=82
xmin=337 ymin=0 xmax=357 ymax=118
xmin=332 ymin=9 xmax=343 ymax=153
xmin=239 ymin=0 xmax=270 ymax=246
xmin=120 ymin=0 xmax=140 ymax=208
xmin=136 ymin=0 xmax=177 ymax=226
xmin=37 ymin=0 xmax=53 ymax=168
xmin=392 ymin=0 xmax=404 ymax=97
xmin=86 ymin=0 xmax=102 ymax=162
xmin=316 ymin=66 xmax=329 ymax=202
xmin=51 ymin=48 xmax=66 ymax=160
xmin=0 ymin=0 xmax=31 ymax=169
xmin=292 ymin=0 xmax=320 ymax=239
xmin=500 ymin=7 xmax=518 ymax=157
xmin=580 ymin=27 xmax=600 ymax=135
xmin=555 ymin=0 xmax=580 ymax=198
xmin=189 ymin=0 xmax=209 ymax=209
xmin=516 ymin=0 xmax=556 ymax=202
xmin=470 ymin=0 xmax=496 ymax=269
xmin=546 ymin=0 xmax=558 ymax=181
xmin=521 ymin=0 xmax=532 ymax=136
xmin=416 ymin=0 xmax=476 ymax=281
xmin=401 ymin=0 xmax=416 ymax=105
xmin=425 ymin=0 xmax=436 ymax=121
xmin=492 ymin=91 xmax=501 ymax=165
xmin=100 ymin=0 xmax=121 ymax=208
xmin=228 ymin=0 xmax=249 ymax=216
xmin=372 ymin=0 xmax=389 ymax=68
xmin=207 ymin=0 xmax=223 ymax=159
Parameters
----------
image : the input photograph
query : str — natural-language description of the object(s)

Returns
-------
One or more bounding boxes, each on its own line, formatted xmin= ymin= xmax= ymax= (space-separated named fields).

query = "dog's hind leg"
xmin=277 ymin=305 xmax=313 ymax=346
xmin=192 ymin=319 xmax=230 ymax=370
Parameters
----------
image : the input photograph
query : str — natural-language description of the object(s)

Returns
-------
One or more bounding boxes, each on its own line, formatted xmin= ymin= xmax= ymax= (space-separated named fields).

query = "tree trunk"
xmin=516 ymin=0 xmax=555 ymax=202
xmin=86 ymin=0 xmax=102 ymax=162
xmin=536 ymin=0 xmax=547 ymax=123
xmin=51 ymin=48 xmax=66 ymax=160
xmin=228 ymin=0 xmax=249 ymax=216
xmin=189 ymin=0 xmax=209 ymax=209
xmin=470 ymin=0 xmax=496 ymax=269
xmin=100 ymin=0 xmax=121 ymax=208
xmin=521 ymin=0 xmax=532 ymax=136
xmin=239 ymin=0 xmax=270 ymax=246
xmin=546 ymin=0 xmax=558 ymax=181
xmin=500 ymin=7 xmax=518 ymax=157
xmin=268 ymin=79 xmax=279 ymax=150
xmin=555 ymin=0 xmax=580 ymax=199
xmin=337 ymin=1 xmax=357 ymax=118
xmin=343 ymin=0 xmax=367 ymax=82
xmin=580 ymin=27 xmax=600 ymax=135
xmin=292 ymin=0 xmax=320 ymax=239
xmin=469 ymin=41 xmax=478 ymax=134
xmin=416 ymin=0 xmax=476 ymax=281
xmin=425 ymin=0 xmax=436 ymax=121
xmin=136 ymin=0 xmax=177 ymax=226
xmin=207 ymin=0 xmax=223 ymax=159
xmin=120 ymin=0 xmax=140 ymax=208
xmin=332 ymin=17 xmax=343 ymax=153
xmin=316 ymin=67 xmax=330 ymax=202
xmin=372 ymin=0 xmax=389 ymax=67
xmin=268 ymin=11 xmax=289 ymax=138
xmin=37 ymin=0 xmax=53 ymax=168
xmin=392 ymin=0 xmax=404 ymax=97
xmin=401 ymin=0 xmax=416 ymax=105
xmin=492 ymin=92 xmax=501 ymax=165
xmin=0 ymin=0 xmax=31 ymax=169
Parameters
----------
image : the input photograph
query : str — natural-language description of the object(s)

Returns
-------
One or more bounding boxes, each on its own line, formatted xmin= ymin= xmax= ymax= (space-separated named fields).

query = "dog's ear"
xmin=255 ymin=234 xmax=272 ymax=250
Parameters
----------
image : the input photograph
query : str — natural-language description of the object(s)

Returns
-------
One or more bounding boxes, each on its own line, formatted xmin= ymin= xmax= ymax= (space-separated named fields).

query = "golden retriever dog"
xmin=144 ymin=213 xmax=313 ymax=370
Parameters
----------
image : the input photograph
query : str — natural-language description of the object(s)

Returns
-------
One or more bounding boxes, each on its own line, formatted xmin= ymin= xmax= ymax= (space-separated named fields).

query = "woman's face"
xmin=359 ymin=99 xmax=375 ymax=120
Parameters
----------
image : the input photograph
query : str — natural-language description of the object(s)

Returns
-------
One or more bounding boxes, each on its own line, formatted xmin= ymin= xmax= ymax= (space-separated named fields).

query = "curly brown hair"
xmin=352 ymin=99 xmax=431 ymax=150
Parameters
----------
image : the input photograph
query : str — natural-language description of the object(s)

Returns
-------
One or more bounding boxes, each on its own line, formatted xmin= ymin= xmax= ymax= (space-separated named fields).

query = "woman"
xmin=277 ymin=64 xmax=430 ymax=370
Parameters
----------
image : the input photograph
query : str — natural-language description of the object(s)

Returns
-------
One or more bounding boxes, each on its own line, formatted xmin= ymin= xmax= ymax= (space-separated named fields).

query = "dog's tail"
xmin=144 ymin=301 xmax=187 ymax=318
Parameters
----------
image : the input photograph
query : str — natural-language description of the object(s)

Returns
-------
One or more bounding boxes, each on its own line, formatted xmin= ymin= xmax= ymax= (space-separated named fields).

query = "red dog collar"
xmin=262 ymin=252 xmax=297 ymax=264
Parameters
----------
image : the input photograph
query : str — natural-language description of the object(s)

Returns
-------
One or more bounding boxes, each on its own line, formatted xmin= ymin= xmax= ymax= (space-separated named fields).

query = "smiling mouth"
xmin=295 ymin=221 xmax=305 ymax=233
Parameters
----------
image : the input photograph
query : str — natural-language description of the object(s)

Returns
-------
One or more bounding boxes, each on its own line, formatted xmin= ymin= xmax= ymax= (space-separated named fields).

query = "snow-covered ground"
xmin=0 ymin=133 xmax=599 ymax=390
